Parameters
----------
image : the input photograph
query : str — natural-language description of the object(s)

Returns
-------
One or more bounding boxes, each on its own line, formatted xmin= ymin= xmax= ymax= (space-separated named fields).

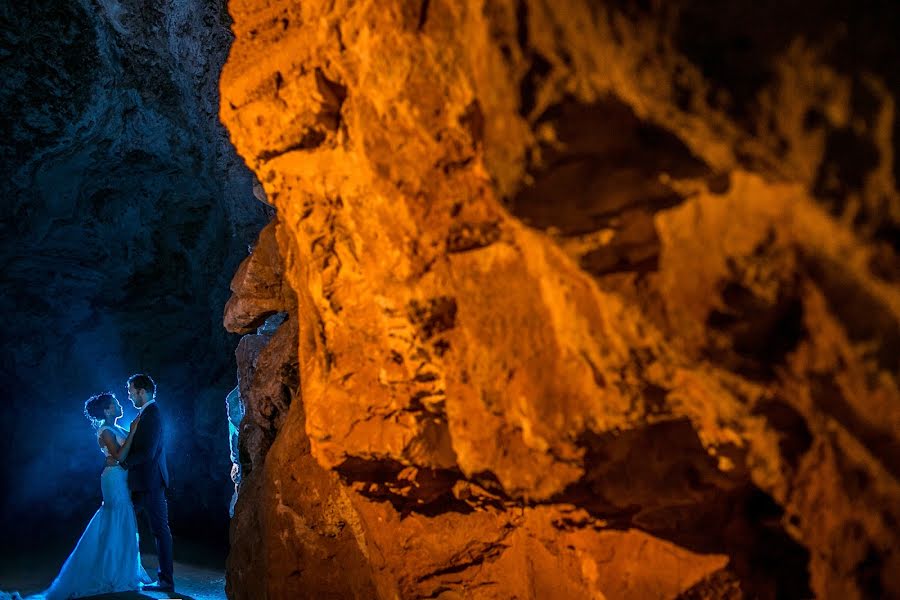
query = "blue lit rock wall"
xmin=0 ymin=0 xmax=268 ymax=543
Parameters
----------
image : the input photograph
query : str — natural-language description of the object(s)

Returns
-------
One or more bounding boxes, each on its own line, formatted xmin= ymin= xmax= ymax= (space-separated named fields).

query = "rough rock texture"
xmin=0 ymin=0 xmax=268 ymax=541
xmin=225 ymin=220 xmax=295 ymax=334
xmin=221 ymin=1 xmax=900 ymax=598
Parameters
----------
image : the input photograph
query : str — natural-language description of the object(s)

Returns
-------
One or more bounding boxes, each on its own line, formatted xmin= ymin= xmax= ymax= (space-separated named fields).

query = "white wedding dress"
xmin=19 ymin=426 xmax=152 ymax=599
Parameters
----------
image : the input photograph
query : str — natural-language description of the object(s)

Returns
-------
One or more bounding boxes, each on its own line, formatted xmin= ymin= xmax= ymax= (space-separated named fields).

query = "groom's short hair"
xmin=128 ymin=373 xmax=156 ymax=397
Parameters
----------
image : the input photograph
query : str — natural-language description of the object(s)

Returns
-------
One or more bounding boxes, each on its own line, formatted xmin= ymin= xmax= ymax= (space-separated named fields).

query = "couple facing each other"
xmin=25 ymin=374 xmax=174 ymax=600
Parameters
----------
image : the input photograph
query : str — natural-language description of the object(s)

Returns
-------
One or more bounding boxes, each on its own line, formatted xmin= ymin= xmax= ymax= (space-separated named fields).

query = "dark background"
xmin=0 ymin=0 xmax=268 ymax=556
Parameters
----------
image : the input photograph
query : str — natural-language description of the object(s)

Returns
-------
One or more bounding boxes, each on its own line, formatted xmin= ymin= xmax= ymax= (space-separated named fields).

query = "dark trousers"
xmin=133 ymin=487 xmax=174 ymax=586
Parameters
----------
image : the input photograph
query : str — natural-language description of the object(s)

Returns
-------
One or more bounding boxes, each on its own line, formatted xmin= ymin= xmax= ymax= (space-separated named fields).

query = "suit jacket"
xmin=122 ymin=402 xmax=170 ymax=492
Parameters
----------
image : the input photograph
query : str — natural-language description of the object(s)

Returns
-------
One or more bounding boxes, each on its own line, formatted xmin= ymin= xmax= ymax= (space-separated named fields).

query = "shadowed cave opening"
xmin=508 ymin=95 xmax=713 ymax=276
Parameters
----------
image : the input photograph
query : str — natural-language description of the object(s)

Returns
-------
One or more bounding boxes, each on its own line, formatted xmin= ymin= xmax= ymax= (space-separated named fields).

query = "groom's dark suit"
xmin=122 ymin=401 xmax=174 ymax=587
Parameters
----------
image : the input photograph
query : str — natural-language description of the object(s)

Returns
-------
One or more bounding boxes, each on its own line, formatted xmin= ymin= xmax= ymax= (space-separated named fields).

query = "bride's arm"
xmin=99 ymin=429 xmax=125 ymax=460
xmin=121 ymin=410 xmax=159 ymax=469
xmin=116 ymin=420 xmax=140 ymax=463
xmin=99 ymin=420 xmax=140 ymax=462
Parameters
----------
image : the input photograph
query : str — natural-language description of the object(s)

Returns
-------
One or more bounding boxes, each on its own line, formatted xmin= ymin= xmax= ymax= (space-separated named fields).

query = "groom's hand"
xmin=106 ymin=456 xmax=117 ymax=467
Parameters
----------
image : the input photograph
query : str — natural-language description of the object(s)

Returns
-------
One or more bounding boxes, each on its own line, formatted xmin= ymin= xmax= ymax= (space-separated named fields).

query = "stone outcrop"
xmin=221 ymin=1 xmax=900 ymax=598
xmin=225 ymin=221 xmax=295 ymax=334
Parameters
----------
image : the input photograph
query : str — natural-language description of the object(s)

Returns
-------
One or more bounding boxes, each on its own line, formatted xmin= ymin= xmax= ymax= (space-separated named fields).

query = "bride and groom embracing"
xmin=10 ymin=374 xmax=175 ymax=599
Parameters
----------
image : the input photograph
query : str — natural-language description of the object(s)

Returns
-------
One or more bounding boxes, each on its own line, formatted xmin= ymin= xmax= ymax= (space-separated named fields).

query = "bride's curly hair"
xmin=84 ymin=392 xmax=116 ymax=428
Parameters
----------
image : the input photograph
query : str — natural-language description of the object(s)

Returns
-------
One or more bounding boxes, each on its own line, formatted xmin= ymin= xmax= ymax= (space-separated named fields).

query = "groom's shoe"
xmin=143 ymin=580 xmax=175 ymax=592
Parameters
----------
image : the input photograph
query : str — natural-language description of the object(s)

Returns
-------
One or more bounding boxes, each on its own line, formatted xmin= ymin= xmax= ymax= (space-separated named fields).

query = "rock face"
xmin=0 ymin=0 xmax=268 ymax=541
xmin=220 ymin=1 xmax=900 ymax=598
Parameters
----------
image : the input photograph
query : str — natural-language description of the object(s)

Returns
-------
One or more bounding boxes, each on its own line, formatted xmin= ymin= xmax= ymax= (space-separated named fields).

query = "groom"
xmin=108 ymin=373 xmax=175 ymax=592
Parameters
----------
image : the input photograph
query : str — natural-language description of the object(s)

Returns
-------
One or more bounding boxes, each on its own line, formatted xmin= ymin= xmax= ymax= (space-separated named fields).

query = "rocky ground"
xmin=0 ymin=540 xmax=226 ymax=600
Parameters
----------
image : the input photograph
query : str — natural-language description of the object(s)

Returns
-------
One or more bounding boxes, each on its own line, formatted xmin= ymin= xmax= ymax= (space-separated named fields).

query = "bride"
xmin=7 ymin=392 xmax=153 ymax=599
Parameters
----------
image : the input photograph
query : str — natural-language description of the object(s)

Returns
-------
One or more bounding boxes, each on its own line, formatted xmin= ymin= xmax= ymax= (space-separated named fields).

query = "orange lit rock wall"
xmin=220 ymin=2 xmax=899 ymax=598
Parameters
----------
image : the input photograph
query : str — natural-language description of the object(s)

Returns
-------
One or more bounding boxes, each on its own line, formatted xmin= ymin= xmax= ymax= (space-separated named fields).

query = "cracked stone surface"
xmin=220 ymin=1 xmax=900 ymax=598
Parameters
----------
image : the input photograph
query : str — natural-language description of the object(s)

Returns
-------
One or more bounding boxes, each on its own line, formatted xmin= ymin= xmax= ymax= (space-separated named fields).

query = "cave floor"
xmin=0 ymin=548 xmax=226 ymax=600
